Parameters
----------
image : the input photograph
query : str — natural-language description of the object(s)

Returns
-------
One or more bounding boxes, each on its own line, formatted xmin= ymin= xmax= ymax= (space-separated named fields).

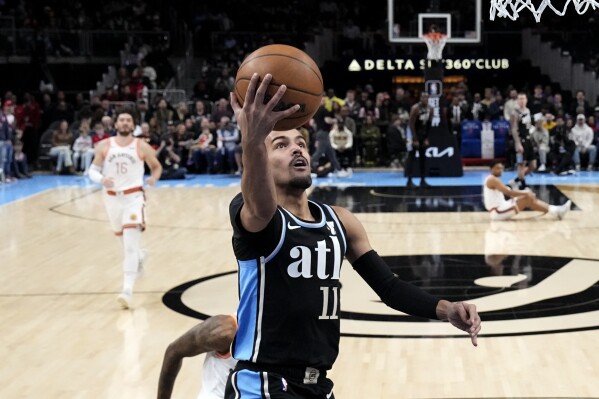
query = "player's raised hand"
xmin=230 ymin=73 xmax=300 ymax=142
xmin=446 ymin=302 xmax=481 ymax=346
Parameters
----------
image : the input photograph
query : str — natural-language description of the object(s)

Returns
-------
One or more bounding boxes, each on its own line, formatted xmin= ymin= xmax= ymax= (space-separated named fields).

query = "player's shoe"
xmin=117 ymin=290 xmax=132 ymax=309
xmin=538 ymin=164 xmax=546 ymax=172
xmin=137 ymin=249 xmax=148 ymax=279
xmin=556 ymin=200 xmax=572 ymax=220
xmin=508 ymin=178 xmax=519 ymax=191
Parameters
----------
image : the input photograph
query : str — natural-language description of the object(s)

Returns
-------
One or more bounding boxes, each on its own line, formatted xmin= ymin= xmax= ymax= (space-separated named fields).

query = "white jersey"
xmin=198 ymin=351 xmax=238 ymax=399
xmin=483 ymin=175 xmax=507 ymax=211
xmin=102 ymin=137 xmax=145 ymax=191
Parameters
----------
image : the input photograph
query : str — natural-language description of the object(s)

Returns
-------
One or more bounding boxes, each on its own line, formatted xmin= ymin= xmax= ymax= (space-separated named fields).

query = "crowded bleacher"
xmin=1 ymin=0 xmax=598 ymax=183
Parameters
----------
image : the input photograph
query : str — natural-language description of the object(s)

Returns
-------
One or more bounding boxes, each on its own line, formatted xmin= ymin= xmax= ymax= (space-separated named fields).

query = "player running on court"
xmin=88 ymin=110 xmax=162 ymax=309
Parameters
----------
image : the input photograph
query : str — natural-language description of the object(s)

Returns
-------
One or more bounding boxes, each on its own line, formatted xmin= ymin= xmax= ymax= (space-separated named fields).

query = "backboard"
xmin=388 ymin=0 xmax=482 ymax=43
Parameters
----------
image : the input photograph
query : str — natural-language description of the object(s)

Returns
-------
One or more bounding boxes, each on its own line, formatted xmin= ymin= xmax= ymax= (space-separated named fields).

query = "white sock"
xmin=548 ymin=205 xmax=558 ymax=216
xmin=122 ymin=228 xmax=142 ymax=292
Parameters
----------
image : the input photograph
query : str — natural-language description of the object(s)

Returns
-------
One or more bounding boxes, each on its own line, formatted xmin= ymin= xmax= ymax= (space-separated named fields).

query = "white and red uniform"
xmin=101 ymin=137 xmax=146 ymax=234
xmin=483 ymin=175 xmax=519 ymax=221
xmin=198 ymin=351 xmax=238 ymax=399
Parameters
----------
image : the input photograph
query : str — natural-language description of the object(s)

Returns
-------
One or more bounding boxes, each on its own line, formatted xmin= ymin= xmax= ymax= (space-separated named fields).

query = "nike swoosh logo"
xmin=326 ymin=392 xmax=334 ymax=398
xmin=287 ymin=222 xmax=301 ymax=230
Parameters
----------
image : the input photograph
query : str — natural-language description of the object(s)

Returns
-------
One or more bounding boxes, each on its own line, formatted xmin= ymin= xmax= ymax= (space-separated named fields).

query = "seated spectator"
xmin=571 ymin=114 xmax=597 ymax=171
xmin=13 ymin=139 xmax=31 ymax=178
xmin=329 ymin=120 xmax=353 ymax=172
xmin=530 ymin=113 xmax=550 ymax=172
xmin=360 ymin=114 xmax=382 ymax=166
xmin=1 ymin=100 xmax=16 ymax=182
xmin=548 ymin=116 xmax=575 ymax=175
xmin=50 ymin=120 xmax=75 ymax=174
xmin=155 ymin=98 xmax=174 ymax=133
xmin=92 ymin=122 xmax=110 ymax=147
xmin=216 ymin=116 xmax=240 ymax=173
xmin=157 ymin=136 xmax=187 ymax=180
xmin=72 ymin=121 xmax=94 ymax=173
xmin=190 ymin=118 xmax=220 ymax=174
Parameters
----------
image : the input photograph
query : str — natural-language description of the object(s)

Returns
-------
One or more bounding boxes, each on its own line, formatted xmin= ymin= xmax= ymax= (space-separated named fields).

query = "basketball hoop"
xmin=422 ymin=32 xmax=447 ymax=60
xmin=490 ymin=0 xmax=599 ymax=22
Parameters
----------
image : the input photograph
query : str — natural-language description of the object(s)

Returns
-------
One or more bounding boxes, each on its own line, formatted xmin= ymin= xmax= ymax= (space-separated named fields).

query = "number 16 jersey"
xmin=102 ymin=137 xmax=145 ymax=191
xmin=229 ymin=193 xmax=347 ymax=370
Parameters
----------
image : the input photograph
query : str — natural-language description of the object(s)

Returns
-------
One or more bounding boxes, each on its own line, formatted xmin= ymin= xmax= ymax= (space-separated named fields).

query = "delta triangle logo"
xmin=348 ymin=59 xmax=361 ymax=72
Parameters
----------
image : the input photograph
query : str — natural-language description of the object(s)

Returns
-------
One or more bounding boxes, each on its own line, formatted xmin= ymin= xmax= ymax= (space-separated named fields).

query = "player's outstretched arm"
xmin=157 ymin=315 xmax=237 ymax=399
xmin=334 ymin=206 xmax=481 ymax=346
xmin=230 ymin=73 xmax=300 ymax=232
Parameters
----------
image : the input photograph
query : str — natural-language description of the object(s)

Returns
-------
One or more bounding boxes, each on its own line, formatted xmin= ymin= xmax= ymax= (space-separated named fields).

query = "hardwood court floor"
xmin=1 ymin=183 xmax=598 ymax=398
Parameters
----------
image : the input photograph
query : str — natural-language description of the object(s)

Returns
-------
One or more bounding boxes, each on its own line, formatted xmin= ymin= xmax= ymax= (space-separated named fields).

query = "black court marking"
xmin=309 ymin=185 xmax=578 ymax=213
xmin=162 ymin=255 xmax=599 ymax=338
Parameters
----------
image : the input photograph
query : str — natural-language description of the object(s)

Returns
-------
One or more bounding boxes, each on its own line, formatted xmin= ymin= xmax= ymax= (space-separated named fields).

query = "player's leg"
xmin=515 ymin=195 xmax=571 ymax=219
xmin=116 ymin=192 xmax=146 ymax=308
xmin=418 ymin=137 xmax=430 ymax=187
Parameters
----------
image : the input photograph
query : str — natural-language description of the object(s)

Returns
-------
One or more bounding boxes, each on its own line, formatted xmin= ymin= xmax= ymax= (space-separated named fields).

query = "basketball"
xmin=234 ymin=44 xmax=324 ymax=131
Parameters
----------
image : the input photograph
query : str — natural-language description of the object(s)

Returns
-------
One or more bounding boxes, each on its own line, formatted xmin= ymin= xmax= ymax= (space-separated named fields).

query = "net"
xmin=490 ymin=0 xmax=599 ymax=22
xmin=422 ymin=32 xmax=448 ymax=60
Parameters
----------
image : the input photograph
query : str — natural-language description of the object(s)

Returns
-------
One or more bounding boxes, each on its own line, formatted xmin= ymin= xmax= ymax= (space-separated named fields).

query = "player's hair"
xmin=517 ymin=91 xmax=527 ymax=97
xmin=489 ymin=160 xmax=503 ymax=169
xmin=114 ymin=109 xmax=138 ymax=124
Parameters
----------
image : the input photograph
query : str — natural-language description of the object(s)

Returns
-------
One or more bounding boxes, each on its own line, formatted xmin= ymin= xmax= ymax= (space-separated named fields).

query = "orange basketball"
xmin=235 ymin=44 xmax=324 ymax=131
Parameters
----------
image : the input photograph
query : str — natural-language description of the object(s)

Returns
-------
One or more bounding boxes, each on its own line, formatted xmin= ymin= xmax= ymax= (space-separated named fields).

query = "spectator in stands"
xmin=190 ymin=118 xmax=220 ymax=174
xmin=529 ymin=84 xmax=546 ymax=114
xmin=72 ymin=121 xmax=94 ymax=173
xmin=360 ymin=114 xmax=382 ymax=167
xmin=343 ymin=90 xmax=361 ymax=120
xmin=212 ymin=67 xmax=235 ymax=100
xmin=157 ymin=135 xmax=187 ymax=180
xmin=571 ymin=90 xmax=593 ymax=117
xmin=448 ymin=96 xmax=467 ymax=143
xmin=50 ymin=120 xmax=75 ymax=174
xmin=191 ymin=100 xmax=210 ymax=124
xmin=386 ymin=113 xmax=407 ymax=169
xmin=0 ymin=100 xmax=16 ymax=182
xmin=137 ymin=99 xmax=151 ymax=123
xmin=155 ymin=98 xmax=174 ymax=134
xmin=216 ymin=116 xmax=240 ymax=174
xmin=530 ymin=113 xmax=550 ymax=172
xmin=92 ymin=122 xmax=110 ymax=147
xmin=551 ymin=93 xmax=565 ymax=117
xmin=101 ymin=115 xmax=116 ymax=136
xmin=470 ymin=93 xmax=487 ymax=121
xmin=543 ymin=113 xmax=557 ymax=133
xmin=13 ymin=139 xmax=31 ymax=179
xmin=393 ymin=87 xmax=412 ymax=115
xmin=210 ymin=98 xmax=233 ymax=125
xmin=571 ymin=114 xmax=597 ymax=171
xmin=174 ymin=122 xmax=195 ymax=165
xmin=174 ymin=101 xmax=190 ymax=123
xmin=329 ymin=120 xmax=353 ymax=173
xmin=358 ymin=99 xmax=380 ymax=122
xmin=324 ymin=89 xmax=345 ymax=112
xmin=310 ymin=120 xmax=347 ymax=177
xmin=488 ymin=92 xmax=504 ymax=120
xmin=549 ymin=116 xmax=575 ymax=175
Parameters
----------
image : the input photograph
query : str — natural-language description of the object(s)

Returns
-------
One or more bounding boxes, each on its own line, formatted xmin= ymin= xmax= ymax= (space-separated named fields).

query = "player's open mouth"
xmin=291 ymin=157 xmax=308 ymax=169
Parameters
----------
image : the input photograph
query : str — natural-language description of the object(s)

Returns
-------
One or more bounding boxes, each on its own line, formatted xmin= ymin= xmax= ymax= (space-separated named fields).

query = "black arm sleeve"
xmin=352 ymin=250 xmax=440 ymax=320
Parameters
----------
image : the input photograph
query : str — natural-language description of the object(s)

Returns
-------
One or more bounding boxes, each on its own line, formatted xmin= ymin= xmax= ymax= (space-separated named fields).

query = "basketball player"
xmin=88 ymin=110 xmax=162 ymax=309
xmin=509 ymin=92 xmax=535 ymax=190
xmin=158 ymin=314 xmax=238 ymax=399
xmin=225 ymin=73 xmax=481 ymax=398
xmin=406 ymin=91 xmax=433 ymax=188
xmin=484 ymin=160 xmax=571 ymax=220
